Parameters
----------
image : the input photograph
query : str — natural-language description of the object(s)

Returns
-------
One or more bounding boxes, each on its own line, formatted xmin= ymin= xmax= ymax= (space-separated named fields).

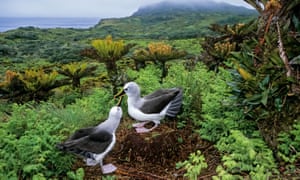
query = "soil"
xmin=72 ymin=118 xmax=221 ymax=180
xmin=71 ymin=118 xmax=300 ymax=179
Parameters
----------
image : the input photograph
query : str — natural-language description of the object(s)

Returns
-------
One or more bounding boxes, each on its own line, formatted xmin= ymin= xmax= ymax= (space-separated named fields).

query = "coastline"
xmin=0 ymin=17 xmax=100 ymax=32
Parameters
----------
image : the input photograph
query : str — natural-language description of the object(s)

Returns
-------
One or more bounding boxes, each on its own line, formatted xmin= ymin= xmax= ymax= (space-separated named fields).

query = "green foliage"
xmin=0 ymin=87 xmax=116 ymax=179
xmin=67 ymin=168 xmax=85 ymax=180
xmin=125 ymin=64 xmax=162 ymax=94
xmin=132 ymin=42 xmax=187 ymax=80
xmin=202 ymin=0 xmax=300 ymax=152
xmin=162 ymin=62 xmax=202 ymax=124
xmin=277 ymin=120 xmax=300 ymax=171
xmin=0 ymin=102 xmax=74 ymax=179
xmin=102 ymin=175 xmax=117 ymax=180
xmin=92 ymin=4 xmax=257 ymax=40
xmin=58 ymin=62 xmax=98 ymax=88
xmin=183 ymin=66 xmax=256 ymax=142
xmin=176 ymin=150 xmax=208 ymax=180
xmin=214 ymin=130 xmax=278 ymax=179
xmin=0 ymin=68 xmax=71 ymax=102
xmin=91 ymin=35 xmax=126 ymax=62
xmin=52 ymin=88 xmax=116 ymax=128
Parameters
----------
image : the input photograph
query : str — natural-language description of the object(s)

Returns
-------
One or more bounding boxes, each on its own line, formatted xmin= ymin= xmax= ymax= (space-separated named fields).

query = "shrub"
xmin=0 ymin=103 xmax=74 ymax=179
xmin=214 ymin=130 xmax=278 ymax=179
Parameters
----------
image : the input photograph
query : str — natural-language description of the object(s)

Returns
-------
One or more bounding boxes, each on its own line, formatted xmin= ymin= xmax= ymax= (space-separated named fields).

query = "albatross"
xmin=115 ymin=81 xmax=183 ymax=133
xmin=57 ymin=106 xmax=122 ymax=174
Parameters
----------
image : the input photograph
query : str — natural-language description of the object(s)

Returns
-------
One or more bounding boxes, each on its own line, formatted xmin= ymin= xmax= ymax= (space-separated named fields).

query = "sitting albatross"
xmin=57 ymin=106 xmax=122 ymax=174
xmin=115 ymin=81 xmax=183 ymax=133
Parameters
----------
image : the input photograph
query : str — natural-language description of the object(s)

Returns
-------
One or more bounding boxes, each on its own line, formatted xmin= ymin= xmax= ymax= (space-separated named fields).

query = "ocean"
xmin=0 ymin=17 xmax=101 ymax=32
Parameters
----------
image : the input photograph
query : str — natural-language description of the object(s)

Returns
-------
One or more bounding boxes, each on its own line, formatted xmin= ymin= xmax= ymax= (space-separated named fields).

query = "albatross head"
xmin=123 ymin=82 xmax=140 ymax=98
xmin=114 ymin=82 xmax=140 ymax=99
xmin=109 ymin=106 xmax=123 ymax=121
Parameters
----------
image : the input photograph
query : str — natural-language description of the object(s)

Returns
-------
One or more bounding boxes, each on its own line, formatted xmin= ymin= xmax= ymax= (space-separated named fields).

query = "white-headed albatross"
xmin=115 ymin=81 xmax=183 ymax=133
xmin=57 ymin=106 xmax=122 ymax=174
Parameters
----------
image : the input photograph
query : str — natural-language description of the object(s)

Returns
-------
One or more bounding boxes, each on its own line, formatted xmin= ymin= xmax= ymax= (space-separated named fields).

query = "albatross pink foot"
xmin=132 ymin=122 xmax=148 ymax=128
xmin=101 ymin=163 xmax=117 ymax=174
xmin=135 ymin=124 xmax=158 ymax=133
xmin=135 ymin=127 xmax=152 ymax=133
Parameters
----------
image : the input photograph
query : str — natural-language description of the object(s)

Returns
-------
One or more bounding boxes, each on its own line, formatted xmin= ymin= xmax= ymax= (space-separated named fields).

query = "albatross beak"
xmin=114 ymin=88 xmax=125 ymax=99
xmin=116 ymin=95 xmax=123 ymax=106
xmin=114 ymin=88 xmax=125 ymax=106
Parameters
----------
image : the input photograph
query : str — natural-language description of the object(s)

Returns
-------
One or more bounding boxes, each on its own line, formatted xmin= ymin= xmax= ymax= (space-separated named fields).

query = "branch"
xmin=276 ymin=20 xmax=292 ymax=77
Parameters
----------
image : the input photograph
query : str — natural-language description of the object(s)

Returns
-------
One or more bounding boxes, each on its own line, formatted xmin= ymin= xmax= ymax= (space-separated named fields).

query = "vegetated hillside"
xmin=92 ymin=1 xmax=258 ymax=39
xmin=0 ymin=1 xmax=257 ymax=64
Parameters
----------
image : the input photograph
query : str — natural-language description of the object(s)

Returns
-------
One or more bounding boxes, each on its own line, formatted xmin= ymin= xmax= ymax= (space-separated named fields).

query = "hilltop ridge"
xmin=133 ymin=1 xmax=255 ymax=16
xmin=92 ymin=1 xmax=257 ymax=39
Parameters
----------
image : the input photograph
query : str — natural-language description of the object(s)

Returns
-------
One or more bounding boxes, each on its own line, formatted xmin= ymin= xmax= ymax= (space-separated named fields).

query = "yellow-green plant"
xmin=133 ymin=42 xmax=187 ymax=81
xmin=19 ymin=69 xmax=58 ymax=92
xmin=0 ymin=69 xmax=70 ymax=102
xmin=89 ymin=35 xmax=132 ymax=92
xmin=58 ymin=62 xmax=98 ymax=88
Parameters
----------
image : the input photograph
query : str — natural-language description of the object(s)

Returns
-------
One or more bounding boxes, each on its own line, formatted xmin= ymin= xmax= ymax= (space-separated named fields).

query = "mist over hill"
xmin=133 ymin=1 xmax=256 ymax=16
xmin=92 ymin=1 xmax=257 ymax=39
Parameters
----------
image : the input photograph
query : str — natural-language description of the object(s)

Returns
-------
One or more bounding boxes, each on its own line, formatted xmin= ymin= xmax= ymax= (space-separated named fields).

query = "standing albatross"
xmin=115 ymin=82 xmax=183 ymax=133
xmin=57 ymin=106 xmax=122 ymax=174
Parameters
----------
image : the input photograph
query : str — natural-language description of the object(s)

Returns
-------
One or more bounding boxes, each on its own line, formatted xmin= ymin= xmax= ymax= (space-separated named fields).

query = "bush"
xmin=214 ymin=130 xmax=278 ymax=179
xmin=0 ymin=103 xmax=74 ymax=179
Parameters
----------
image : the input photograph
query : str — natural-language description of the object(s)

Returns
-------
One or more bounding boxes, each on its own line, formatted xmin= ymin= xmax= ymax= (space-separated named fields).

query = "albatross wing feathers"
xmin=57 ymin=129 xmax=113 ymax=157
xmin=140 ymin=87 xmax=183 ymax=116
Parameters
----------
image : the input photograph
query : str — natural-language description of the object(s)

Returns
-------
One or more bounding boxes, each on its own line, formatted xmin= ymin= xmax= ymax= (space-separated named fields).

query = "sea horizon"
xmin=0 ymin=17 xmax=101 ymax=32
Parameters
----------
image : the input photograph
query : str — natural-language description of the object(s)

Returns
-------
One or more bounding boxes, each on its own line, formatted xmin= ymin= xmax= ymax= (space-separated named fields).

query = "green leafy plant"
xmin=132 ymin=42 xmax=186 ymax=81
xmin=67 ymin=168 xmax=85 ymax=180
xmin=57 ymin=62 xmax=98 ymax=88
xmin=277 ymin=120 xmax=300 ymax=172
xmin=176 ymin=150 xmax=208 ymax=180
xmin=214 ymin=130 xmax=278 ymax=179
xmin=0 ymin=87 xmax=116 ymax=179
xmin=83 ymin=35 xmax=133 ymax=93
xmin=0 ymin=103 xmax=74 ymax=179
xmin=0 ymin=69 xmax=71 ymax=102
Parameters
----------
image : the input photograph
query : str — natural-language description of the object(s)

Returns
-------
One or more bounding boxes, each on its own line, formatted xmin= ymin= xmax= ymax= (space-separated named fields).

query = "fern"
xmin=0 ymin=103 xmax=74 ymax=179
xmin=277 ymin=120 xmax=300 ymax=172
xmin=214 ymin=130 xmax=278 ymax=179
xmin=0 ymin=87 xmax=117 ymax=179
xmin=176 ymin=150 xmax=208 ymax=180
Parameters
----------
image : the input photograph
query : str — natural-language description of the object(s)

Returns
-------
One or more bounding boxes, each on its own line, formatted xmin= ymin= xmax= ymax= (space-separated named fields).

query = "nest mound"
xmin=118 ymin=126 xmax=186 ymax=166
xmin=73 ymin=120 xmax=221 ymax=179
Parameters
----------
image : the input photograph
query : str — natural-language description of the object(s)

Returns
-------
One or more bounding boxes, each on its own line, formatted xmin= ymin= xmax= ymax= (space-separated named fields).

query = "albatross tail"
xmin=166 ymin=88 xmax=183 ymax=117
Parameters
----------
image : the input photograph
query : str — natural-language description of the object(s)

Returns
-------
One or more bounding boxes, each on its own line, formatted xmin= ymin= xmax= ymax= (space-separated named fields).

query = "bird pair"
xmin=57 ymin=82 xmax=183 ymax=174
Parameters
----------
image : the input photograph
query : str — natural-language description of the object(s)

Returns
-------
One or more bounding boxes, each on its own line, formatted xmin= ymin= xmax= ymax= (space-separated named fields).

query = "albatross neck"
xmin=96 ymin=116 xmax=120 ymax=133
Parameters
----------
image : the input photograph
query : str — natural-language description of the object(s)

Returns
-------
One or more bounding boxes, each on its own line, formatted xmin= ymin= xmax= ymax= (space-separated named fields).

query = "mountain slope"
xmin=91 ymin=1 xmax=257 ymax=39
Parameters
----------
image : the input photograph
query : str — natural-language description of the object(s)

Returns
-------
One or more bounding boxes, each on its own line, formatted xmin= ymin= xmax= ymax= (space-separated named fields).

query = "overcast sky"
xmin=0 ymin=0 xmax=252 ymax=18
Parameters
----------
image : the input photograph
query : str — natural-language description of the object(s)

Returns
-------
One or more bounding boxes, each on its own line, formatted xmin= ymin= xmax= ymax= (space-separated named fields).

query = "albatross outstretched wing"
xmin=140 ymin=88 xmax=181 ymax=114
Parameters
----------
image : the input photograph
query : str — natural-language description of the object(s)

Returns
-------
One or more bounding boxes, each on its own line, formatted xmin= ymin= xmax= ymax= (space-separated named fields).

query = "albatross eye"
xmin=124 ymin=88 xmax=128 ymax=92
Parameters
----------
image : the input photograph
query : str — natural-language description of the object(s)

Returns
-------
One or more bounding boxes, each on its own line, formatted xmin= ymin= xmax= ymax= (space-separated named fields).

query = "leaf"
xmin=261 ymin=89 xmax=269 ymax=106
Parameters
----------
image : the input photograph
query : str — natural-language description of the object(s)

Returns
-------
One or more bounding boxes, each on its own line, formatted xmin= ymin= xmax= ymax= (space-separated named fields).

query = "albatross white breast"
xmin=115 ymin=81 xmax=183 ymax=133
xmin=57 ymin=106 xmax=122 ymax=174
